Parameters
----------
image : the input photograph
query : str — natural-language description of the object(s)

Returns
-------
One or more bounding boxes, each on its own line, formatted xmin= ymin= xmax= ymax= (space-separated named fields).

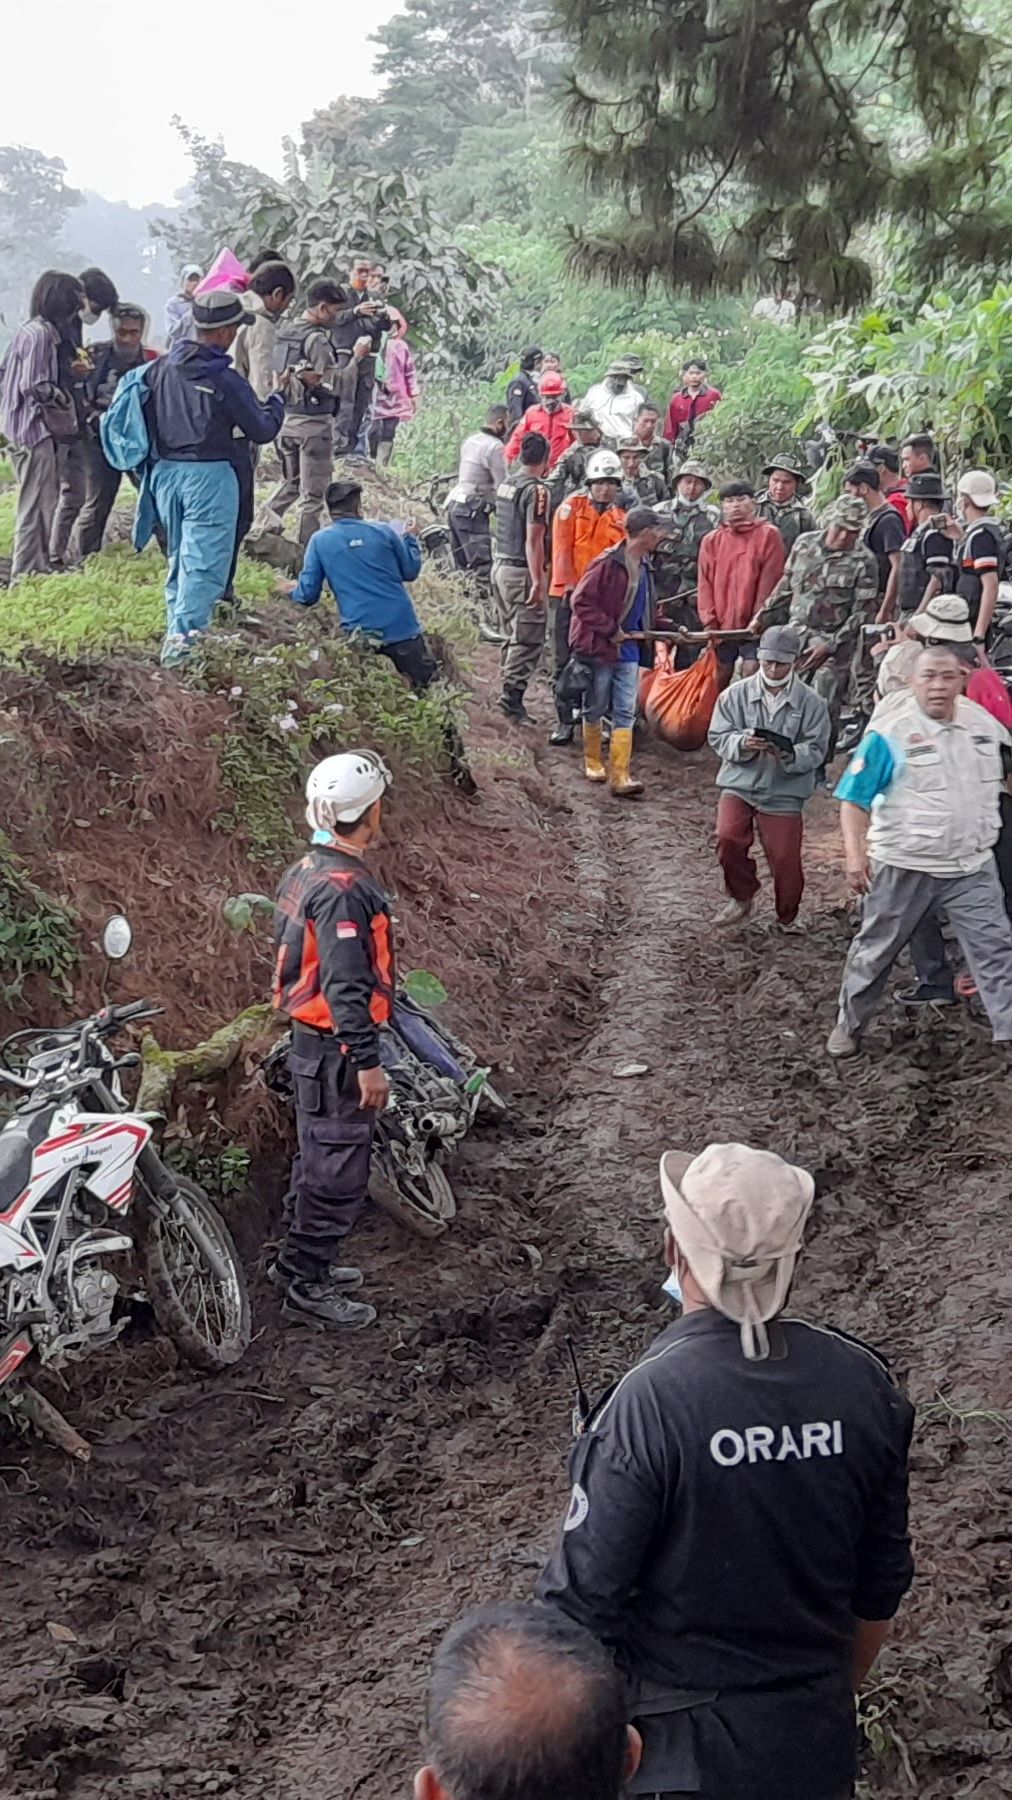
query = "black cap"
xmin=907 ymin=471 xmax=946 ymax=500
xmin=191 ymin=289 xmax=254 ymax=331
xmin=327 ymin=480 xmax=363 ymax=507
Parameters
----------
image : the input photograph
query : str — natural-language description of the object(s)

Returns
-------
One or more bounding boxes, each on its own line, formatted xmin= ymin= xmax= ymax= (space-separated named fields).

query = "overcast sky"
xmin=4 ymin=3 xmax=404 ymax=208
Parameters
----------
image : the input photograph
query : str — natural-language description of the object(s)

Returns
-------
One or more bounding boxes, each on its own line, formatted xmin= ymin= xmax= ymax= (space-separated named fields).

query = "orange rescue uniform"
xmin=551 ymin=496 xmax=627 ymax=598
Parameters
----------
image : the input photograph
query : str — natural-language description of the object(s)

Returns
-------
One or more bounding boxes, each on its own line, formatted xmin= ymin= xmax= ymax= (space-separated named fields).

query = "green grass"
xmin=0 ymin=453 xmax=13 ymax=487
xmin=0 ymin=544 xmax=280 ymax=661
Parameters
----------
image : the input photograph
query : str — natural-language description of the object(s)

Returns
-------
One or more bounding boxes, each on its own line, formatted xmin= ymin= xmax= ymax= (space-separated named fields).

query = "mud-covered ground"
xmin=3 ymin=703 xmax=1012 ymax=1799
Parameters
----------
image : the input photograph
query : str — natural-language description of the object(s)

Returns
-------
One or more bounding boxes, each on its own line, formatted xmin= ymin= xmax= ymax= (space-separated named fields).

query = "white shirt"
xmin=581 ymin=380 xmax=646 ymax=442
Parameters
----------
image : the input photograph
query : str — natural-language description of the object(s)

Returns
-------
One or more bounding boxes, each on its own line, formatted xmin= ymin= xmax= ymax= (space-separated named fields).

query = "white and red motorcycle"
xmin=0 ymin=926 xmax=250 ymax=1390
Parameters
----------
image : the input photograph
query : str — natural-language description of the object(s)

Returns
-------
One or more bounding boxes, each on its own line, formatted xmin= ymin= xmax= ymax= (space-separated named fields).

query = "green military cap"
xmin=761 ymin=452 xmax=808 ymax=483
xmin=616 ymin=436 xmax=645 ymax=453
xmin=823 ymin=494 xmax=868 ymax=531
xmin=677 ymin=458 xmax=711 ymax=482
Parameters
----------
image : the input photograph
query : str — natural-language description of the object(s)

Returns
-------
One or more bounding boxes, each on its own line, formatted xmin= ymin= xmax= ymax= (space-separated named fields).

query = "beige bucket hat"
xmin=659 ymin=1143 xmax=815 ymax=1360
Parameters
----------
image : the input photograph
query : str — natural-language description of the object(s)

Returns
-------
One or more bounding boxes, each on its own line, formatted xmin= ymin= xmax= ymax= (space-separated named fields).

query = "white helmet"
xmin=305 ymin=751 xmax=391 ymax=830
xmin=586 ymin=449 xmax=623 ymax=482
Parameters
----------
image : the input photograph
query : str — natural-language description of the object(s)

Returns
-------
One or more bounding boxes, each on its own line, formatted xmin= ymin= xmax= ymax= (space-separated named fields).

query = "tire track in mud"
xmin=3 ymin=741 xmax=1012 ymax=1799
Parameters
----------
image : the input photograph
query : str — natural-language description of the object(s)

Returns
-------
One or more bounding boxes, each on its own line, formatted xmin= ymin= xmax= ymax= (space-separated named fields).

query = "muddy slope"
xmin=2 ymin=738 xmax=1011 ymax=1800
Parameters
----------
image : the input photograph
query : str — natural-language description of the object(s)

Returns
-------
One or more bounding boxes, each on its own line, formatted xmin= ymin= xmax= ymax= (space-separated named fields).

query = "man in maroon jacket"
xmin=663 ymin=356 xmax=722 ymax=449
xmin=697 ymin=481 xmax=785 ymax=678
xmin=569 ymin=508 xmax=669 ymax=797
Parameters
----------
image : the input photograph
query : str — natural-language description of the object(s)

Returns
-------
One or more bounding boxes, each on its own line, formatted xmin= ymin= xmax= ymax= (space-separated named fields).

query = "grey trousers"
xmin=50 ymin=436 xmax=88 ymax=565
xmin=11 ymin=439 xmax=60 ymax=579
xmin=494 ymin=561 xmax=545 ymax=695
xmin=258 ymin=420 xmax=333 ymax=547
xmin=838 ymin=861 xmax=1012 ymax=1040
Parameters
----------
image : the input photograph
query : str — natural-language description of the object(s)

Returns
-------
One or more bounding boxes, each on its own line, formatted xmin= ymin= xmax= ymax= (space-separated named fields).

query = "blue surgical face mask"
xmin=311 ymin=828 xmax=334 ymax=845
xmin=662 ymin=1269 xmax=683 ymax=1305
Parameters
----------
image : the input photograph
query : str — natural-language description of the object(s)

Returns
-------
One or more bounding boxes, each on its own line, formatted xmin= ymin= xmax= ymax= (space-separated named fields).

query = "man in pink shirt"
xmin=696 ymin=481 xmax=785 ymax=677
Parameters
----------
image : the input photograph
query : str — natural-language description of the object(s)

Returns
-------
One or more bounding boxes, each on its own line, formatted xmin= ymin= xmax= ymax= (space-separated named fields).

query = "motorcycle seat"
xmin=0 ymin=1132 xmax=33 ymax=1211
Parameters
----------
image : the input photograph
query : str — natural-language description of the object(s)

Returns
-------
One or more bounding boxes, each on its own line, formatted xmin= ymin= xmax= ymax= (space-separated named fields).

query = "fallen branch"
xmin=137 ymin=1004 xmax=285 ymax=1114
xmin=18 ymin=1385 xmax=92 ymax=1462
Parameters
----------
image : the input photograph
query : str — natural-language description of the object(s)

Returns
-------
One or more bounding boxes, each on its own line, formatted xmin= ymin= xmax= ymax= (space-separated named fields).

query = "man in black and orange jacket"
xmin=271 ymin=750 xmax=394 ymax=1331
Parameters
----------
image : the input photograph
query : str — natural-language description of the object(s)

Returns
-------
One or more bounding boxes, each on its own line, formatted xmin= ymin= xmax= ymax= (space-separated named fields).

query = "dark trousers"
xmin=716 ymin=793 xmax=805 ymax=924
xmin=225 ymin=444 xmax=256 ymax=597
xmin=76 ymin=431 xmax=123 ymax=558
xmin=335 ymin=360 xmax=376 ymax=454
xmin=381 ymin=633 xmax=438 ymax=692
xmin=548 ymin=595 xmax=574 ymax=722
xmin=447 ymin=501 xmax=493 ymax=597
xmin=281 ymin=1029 xmax=376 ymax=1278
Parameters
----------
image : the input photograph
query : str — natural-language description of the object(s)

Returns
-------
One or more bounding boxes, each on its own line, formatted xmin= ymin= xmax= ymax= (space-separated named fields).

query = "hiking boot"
xmin=715 ymin=897 xmax=753 ymax=926
xmin=826 ymin=1025 xmax=860 ymax=1059
xmin=497 ymin=693 xmax=535 ymax=726
xmin=549 ymin=720 xmax=576 ymax=746
xmin=895 ymin=981 xmax=957 ymax=1006
xmin=281 ymin=1278 xmax=377 ymax=1331
xmin=267 ymin=1255 xmax=363 ymax=1292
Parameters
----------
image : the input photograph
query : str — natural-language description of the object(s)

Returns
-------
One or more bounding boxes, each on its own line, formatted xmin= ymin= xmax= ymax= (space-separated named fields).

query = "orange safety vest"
xmin=551 ymin=495 xmax=627 ymax=597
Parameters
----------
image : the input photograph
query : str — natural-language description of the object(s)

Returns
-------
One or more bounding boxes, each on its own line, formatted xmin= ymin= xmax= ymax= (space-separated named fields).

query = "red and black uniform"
xmin=273 ymin=846 xmax=395 ymax=1275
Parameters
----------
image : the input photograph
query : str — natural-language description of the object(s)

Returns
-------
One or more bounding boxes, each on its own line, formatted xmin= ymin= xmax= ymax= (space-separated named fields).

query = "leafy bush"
xmin=0 ymin=490 xmax=13 ymax=558
xmin=0 ymin=833 xmax=78 ymax=1002
xmin=692 ymin=325 xmax=811 ymax=485
xmin=800 ymin=289 xmax=1012 ymax=466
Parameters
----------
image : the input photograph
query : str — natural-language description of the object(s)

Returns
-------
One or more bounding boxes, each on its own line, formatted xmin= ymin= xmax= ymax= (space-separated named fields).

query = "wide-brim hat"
xmin=191 ymin=291 xmax=254 ymax=331
xmin=659 ymin=1144 xmax=815 ymax=1360
xmin=908 ymin=595 xmax=972 ymax=643
xmin=762 ymin=453 xmax=808 ymax=484
xmin=907 ymin=471 xmax=947 ymax=501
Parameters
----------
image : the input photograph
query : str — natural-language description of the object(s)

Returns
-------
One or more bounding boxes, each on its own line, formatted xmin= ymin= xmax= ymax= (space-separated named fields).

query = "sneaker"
xmin=281 ymin=1279 xmax=376 ymax=1331
xmin=895 ymin=982 xmax=957 ymax=1007
xmin=497 ymin=695 xmax=535 ymax=726
xmin=715 ymin=897 xmax=753 ymax=926
xmin=776 ymin=919 xmax=803 ymax=935
xmin=826 ymin=1025 xmax=860 ymax=1058
xmin=267 ymin=1256 xmax=363 ymax=1291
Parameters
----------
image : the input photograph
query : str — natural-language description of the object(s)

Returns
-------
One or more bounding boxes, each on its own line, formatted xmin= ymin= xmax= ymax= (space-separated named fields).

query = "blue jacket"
xmin=290 ymin=519 xmax=423 ymax=645
xmin=147 ymin=340 xmax=283 ymax=466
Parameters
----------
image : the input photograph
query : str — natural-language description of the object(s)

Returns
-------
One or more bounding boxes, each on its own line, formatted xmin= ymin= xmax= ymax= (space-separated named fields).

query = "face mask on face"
xmin=761 ymin=670 xmax=793 ymax=690
xmin=80 ymin=305 xmax=102 ymax=326
xmin=662 ymin=1268 xmax=683 ymax=1305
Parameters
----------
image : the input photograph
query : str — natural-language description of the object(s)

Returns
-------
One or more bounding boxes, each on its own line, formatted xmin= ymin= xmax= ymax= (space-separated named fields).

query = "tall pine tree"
xmin=554 ymin=0 xmax=1012 ymax=308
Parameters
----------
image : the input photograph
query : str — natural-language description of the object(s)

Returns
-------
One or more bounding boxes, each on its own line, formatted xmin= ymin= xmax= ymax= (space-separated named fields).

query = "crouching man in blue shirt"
xmin=277 ymin=478 xmax=439 ymax=691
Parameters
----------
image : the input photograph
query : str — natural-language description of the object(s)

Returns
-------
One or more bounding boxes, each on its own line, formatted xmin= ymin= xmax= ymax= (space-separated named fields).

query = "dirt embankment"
xmin=2 ymin=680 xmax=1012 ymax=1799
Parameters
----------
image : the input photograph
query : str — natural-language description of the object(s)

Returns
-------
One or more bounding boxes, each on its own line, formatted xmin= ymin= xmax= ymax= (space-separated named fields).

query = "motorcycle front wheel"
xmin=369 ymin=1133 xmax=457 ymax=1239
xmin=143 ymin=1174 xmax=251 ymax=1371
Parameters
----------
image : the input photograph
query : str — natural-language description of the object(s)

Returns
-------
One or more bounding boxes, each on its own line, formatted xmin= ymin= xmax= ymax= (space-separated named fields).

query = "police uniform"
xmin=538 ymin=1309 xmax=914 ymax=1800
xmin=273 ymin=846 xmax=394 ymax=1275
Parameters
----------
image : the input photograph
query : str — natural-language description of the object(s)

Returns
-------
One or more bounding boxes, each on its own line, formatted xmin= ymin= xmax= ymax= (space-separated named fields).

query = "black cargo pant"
xmin=447 ymin=499 xmax=493 ymax=597
xmin=281 ymin=1028 xmax=376 ymax=1278
xmin=547 ymin=594 xmax=574 ymax=723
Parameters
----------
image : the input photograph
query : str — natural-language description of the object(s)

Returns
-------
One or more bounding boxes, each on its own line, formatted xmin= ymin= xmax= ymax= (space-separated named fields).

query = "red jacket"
xmin=569 ymin=543 xmax=653 ymax=663
xmin=504 ymin=402 xmax=575 ymax=470
xmin=885 ymin=486 xmax=913 ymax=533
xmin=663 ymin=384 xmax=721 ymax=443
xmin=696 ymin=519 xmax=785 ymax=632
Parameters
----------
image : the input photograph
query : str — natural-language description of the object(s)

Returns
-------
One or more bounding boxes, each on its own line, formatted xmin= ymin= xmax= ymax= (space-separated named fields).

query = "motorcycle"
xmin=263 ymin=989 xmax=506 ymax=1240
xmin=0 ymin=918 xmax=251 ymax=1392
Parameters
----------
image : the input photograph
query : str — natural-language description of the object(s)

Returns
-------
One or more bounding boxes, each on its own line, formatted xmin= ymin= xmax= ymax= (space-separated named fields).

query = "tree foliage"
xmin=800 ymin=290 xmax=1012 ymax=466
xmin=0 ymin=145 xmax=82 ymax=326
xmin=555 ymin=0 xmax=1012 ymax=310
xmin=153 ymin=128 xmax=501 ymax=360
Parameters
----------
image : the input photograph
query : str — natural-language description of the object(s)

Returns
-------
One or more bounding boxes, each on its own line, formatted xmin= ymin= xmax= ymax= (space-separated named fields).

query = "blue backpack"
xmin=100 ymin=365 xmax=151 ymax=472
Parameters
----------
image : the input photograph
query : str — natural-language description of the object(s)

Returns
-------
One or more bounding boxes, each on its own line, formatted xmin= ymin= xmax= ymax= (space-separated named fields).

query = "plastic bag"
xmin=195 ymin=248 xmax=250 ymax=295
xmin=644 ymin=642 xmax=722 ymax=750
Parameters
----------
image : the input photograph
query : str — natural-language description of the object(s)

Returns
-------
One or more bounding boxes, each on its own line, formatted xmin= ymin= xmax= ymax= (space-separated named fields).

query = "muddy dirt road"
xmin=3 ymin=735 xmax=1012 ymax=1799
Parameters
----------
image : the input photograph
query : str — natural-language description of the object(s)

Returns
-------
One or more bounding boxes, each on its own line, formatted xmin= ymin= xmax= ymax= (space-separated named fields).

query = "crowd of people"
xmin=4 ymin=271 xmax=1010 ymax=1796
xmin=0 ymin=253 xmax=418 ymax=662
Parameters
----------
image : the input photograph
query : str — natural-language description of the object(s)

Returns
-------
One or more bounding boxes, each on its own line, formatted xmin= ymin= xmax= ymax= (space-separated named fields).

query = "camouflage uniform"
xmin=642 ymin=435 xmax=675 ymax=491
xmin=756 ymin=491 xmax=819 ymax=556
xmin=552 ymin=442 xmax=598 ymax=504
xmin=621 ymin=468 xmax=667 ymax=507
xmin=773 ymin=500 xmax=879 ymax=756
xmin=652 ymin=495 xmax=720 ymax=601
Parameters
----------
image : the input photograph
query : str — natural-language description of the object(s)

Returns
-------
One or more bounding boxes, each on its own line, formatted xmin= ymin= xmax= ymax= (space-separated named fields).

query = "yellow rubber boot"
xmin=583 ymin=722 xmax=607 ymax=783
xmin=608 ymin=727 xmax=645 ymax=798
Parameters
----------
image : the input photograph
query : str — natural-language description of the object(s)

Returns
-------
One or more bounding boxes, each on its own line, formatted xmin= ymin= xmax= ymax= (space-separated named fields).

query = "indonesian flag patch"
xmin=336 ymin=922 xmax=358 ymax=939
